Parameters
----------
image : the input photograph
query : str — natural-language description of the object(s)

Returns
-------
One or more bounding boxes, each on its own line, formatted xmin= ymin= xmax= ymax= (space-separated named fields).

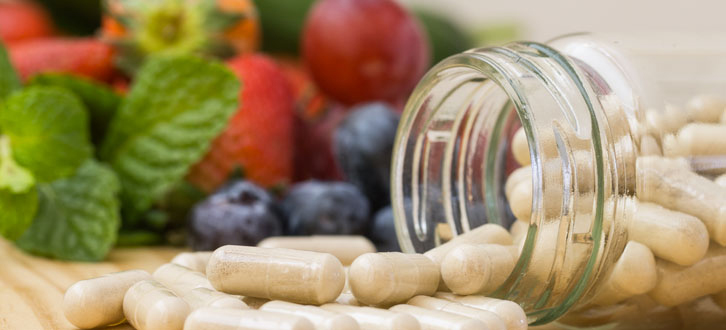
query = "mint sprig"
xmin=16 ymin=160 xmax=121 ymax=261
xmin=100 ymin=55 xmax=239 ymax=223
xmin=0 ymin=87 xmax=93 ymax=183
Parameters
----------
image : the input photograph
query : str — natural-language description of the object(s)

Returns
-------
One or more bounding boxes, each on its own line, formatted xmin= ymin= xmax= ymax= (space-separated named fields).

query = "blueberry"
xmin=334 ymin=102 xmax=400 ymax=212
xmin=367 ymin=206 xmax=401 ymax=252
xmin=188 ymin=180 xmax=283 ymax=251
xmin=283 ymin=180 xmax=370 ymax=235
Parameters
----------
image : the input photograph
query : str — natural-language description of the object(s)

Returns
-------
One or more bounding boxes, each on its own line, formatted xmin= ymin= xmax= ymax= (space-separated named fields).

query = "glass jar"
xmin=391 ymin=32 xmax=726 ymax=327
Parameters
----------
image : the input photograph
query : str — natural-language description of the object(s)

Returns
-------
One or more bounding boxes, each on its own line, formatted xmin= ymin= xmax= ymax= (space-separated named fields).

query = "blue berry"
xmin=283 ymin=180 xmax=370 ymax=235
xmin=334 ymin=102 xmax=400 ymax=212
xmin=188 ymin=180 xmax=283 ymax=251
xmin=368 ymin=206 xmax=401 ymax=252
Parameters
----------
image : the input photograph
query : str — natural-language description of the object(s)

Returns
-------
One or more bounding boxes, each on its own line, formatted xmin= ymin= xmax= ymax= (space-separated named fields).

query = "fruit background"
xmin=0 ymin=0 xmax=522 ymax=261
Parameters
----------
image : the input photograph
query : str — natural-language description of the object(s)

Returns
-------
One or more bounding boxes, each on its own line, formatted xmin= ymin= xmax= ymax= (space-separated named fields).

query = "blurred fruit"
xmin=0 ymin=1 xmax=54 ymax=44
xmin=282 ymin=180 xmax=370 ymax=235
xmin=35 ymin=0 xmax=101 ymax=35
xmin=255 ymin=0 xmax=315 ymax=54
xmin=413 ymin=8 xmax=473 ymax=65
xmin=334 ymin=102 xmax=400 ymax=212
xmin=275 ymin=58 xmax=343 ymax=181
xmin=187 ymin=54 xmax=294 ymax=192
xmin=9 ymin=38 xmax=115 ymax=81
xmin=302 ymin=0 xmax=429 ymax=105
xmin=188 ymin=180 xmax=283 ymax=251
xmin=101 ymin=0 xmax=259 ymax=73
xmin=369 ymin=206 xmax=401 ymax=252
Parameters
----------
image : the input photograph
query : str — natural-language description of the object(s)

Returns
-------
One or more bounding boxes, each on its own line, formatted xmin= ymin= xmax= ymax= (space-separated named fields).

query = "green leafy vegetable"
xmin=16 ymin=160 xmax=121 ymax=261
xmin=0 ymin=87 xmax=92 ymax=183
xmin=29 ymin=74 xmax=123 ymax=145
xmin=0 ymin=136 xmax=35 ymax=193
xmin=100 ymin=55 xmax=239 ymax=223
xmin=0 ymin=41 xmax=21 ymax=101
xmin=0 ymin=188 xmax=38 ymax=241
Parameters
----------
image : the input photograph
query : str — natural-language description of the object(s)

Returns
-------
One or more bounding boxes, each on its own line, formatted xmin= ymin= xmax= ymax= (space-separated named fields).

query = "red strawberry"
xmin=187 ymin=54 xmax=295 ymax=192
xmin=0 ymin=1 xmax=54 ymax=44
xmin=9 ymin=38 xmax=115 ymax=82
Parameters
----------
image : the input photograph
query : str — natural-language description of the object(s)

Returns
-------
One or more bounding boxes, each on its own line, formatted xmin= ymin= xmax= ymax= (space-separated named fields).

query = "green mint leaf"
xmin=0 ymin=136 xmax=35 ymax=193
xmin=0 ymin=86 xmax=93 ymax=183
xmin=100 ymin=55 xmax=239 ymax=222
xmin=0 ymin=188 xmax=38 ymax=240
xmin=16 ymin=160 xmax=121 ymax=261
xmin=29 ymin=74 xmax=123 ymax=145
xmin=0 ymin=41 xmax=21 ymax=101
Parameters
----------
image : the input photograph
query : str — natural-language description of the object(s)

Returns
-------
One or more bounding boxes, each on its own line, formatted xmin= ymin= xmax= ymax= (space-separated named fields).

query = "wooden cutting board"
xmin=0 ymin=238 xmax=184 ymax=330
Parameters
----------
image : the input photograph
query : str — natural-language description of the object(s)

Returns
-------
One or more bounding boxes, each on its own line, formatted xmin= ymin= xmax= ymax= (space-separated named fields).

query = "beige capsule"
xmin=257 ymin=236 xmax=376 ymax=265
xmin=715 ymin=173 xmax=726 ymax=188
xmin=335 ymin=293 xmax=360 ymax=306
xmin=643 ymin=105 xmax=688 ymax=136
xmin=649 ymin=244 xmax=726 ymax=307
xmin=505 ymin=166 xmax=531 ymax=200
xmin=441 ymin=244 xmax=518 ymax=295
xmin=321 ymin=303 xmax=420 ymax=330
xmin=171 ymin=252 xmax=212 ymax=274
xmin=63 ymin=269 xmax=151 ymax=329
xmin=591 ymin=241 xmax=657 ymax=306
xmin=407 ymin=296 xmax=506 ymax=330
xmin=509 ymin=220 xmax=529 ymax=244
xmin=260 ymin=300 xmax=360 ymax=330
xmin=207 ymin=245 xmax=345 ymax=305
xmin=626 ymin=200 xmax=709 ymax=266
xmin=153 ymin=263 xmax=213 ymax=293
xmin=182 ymin=287 xmax=248 ymax=310
xmin=636 ymin=156 xmax=726 ymax=246
xmin=639 ymin=134 xmax=662 ymax=156
xmin=390 ymin=304 xmax=487 ymax=330
xmin=662 ymin=123 xmax=726 ymax=157
xmin=123 ymin=279 xmax=190 ymax=330
xmin=435 ymin=292 xmax=527 ymax=330
xmin=349 ymin=252 xmax=439 ymax=306
xmin=424 ymin=224 xmax=513 ymax=265
xmin=511 ymin=127 xmax=531 ymax=166
xmin=184 ymin=307 xmax=314 ymax=330
xmin=686 ymin=94 xmax=726 ymax=123
xmin=507 ymin=181 xmax=533 ymax=222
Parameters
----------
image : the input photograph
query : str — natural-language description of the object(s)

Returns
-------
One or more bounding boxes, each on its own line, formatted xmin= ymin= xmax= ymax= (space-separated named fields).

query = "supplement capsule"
xmin=639 ymin=134 xmax=662 ymax=156
xmin=511 ymin=127 xmax=530 ymax=166
xmin=636 ymin=156 xmax=726 ymax=246
xmin=349 ymin=252 xmax=439 ymax=306
xmin=649 ymin=244 xmax=726 ymax=307
xmin=390 ymin=304 xmax=487 ymax=330
xmin=441 ymin=244 xmax=518 ymax=295
xmin=424 ymin=224 xmax=513 ymax=265
xmin=686 ymin=94 xmax=726 ymax=123
xmin=644 ymin=106 xmax=688 ymax=135
xmin=435 ymin=292 xmax=527 ymax=330
xmin=182 ymin=287 xmax=248 ymax=310
xmin=662 ymin=123 xmax=726 ymax=157
xmin=257 ymin=235 xmax=376 ymax=265
xmin=715 ymin=174 xmax=726 ymax=188
xmin=171 ymin=252 xmax=212 ymax=274
xmin=336 ymin=293 xmax=360 ymax=306
xmin=509 ymin=220 xmax=529 ymax=244
xmin=153 ymin=263 xmax=213 ymax=293
xmin=626 ymin=200 xmax=709 ymax=266
xmin=260 ymin=300 xmax=360 ymax=330
xmin=507 ymin=181 xmax=532 ymax=222
xmin=184 ymin=307 xmax=315 ymax=330
xmin=63 ymin=269 xmax=151 ymax=329
xmin=505 ymin=166 xmax=531 ymax=199
xmin=591 ymin=241 xmax=657 ymax=306
xmin=407 ymin=296 xmax=506 ymax=330
xmin=123 ymin=279 xmax=190 ymax=330
xmin=321 ymin=303 xmax=420 ymax=330
xmin=207 ymin=245 xmax=345 ymax=305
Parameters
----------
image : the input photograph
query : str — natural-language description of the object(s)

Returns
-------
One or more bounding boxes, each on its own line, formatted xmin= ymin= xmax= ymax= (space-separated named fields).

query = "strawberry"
xmin=9 ymin=38 xmax=115 ymax=82
xmin=0 ymin=1 xmax=54 ymax=44
xmin=187 ymin=54 xmax=294 ymax=192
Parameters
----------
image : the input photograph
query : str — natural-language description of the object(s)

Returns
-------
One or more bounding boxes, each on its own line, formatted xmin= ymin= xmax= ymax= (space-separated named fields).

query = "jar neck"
xmin=392 ymin=41 xmax=638 ymax=324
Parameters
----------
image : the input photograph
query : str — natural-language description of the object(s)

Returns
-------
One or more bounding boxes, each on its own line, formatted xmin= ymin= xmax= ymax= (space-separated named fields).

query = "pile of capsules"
xmin=63 ymin=231 xmax=529 ymax=330
xmin=506 ymin=94 xmax=726 ymax=324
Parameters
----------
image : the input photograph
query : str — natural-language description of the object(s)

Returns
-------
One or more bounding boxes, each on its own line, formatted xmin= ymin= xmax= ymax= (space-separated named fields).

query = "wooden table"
xmin=0 ymin=238 xmax=184 ymax=330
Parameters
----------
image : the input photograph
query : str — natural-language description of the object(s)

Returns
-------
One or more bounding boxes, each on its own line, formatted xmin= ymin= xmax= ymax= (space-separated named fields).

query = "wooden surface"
xmin=0 ymin=238 xmax=184 ymax=330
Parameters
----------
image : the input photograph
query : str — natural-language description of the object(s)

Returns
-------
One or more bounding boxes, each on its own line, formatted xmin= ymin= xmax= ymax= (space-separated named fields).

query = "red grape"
xmin=302 ymin=0 xmax=429 ymax=105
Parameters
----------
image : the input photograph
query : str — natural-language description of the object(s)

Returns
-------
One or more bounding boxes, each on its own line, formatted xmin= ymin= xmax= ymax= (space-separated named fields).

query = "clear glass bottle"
xmin=391 ymin=32 xmax=726 ymax=326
